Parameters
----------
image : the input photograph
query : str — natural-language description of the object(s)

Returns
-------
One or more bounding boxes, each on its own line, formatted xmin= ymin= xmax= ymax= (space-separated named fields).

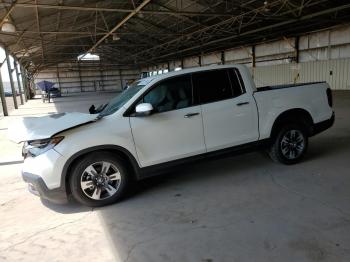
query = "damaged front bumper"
xmin=22 ymin=172 xmax=68 ymax=204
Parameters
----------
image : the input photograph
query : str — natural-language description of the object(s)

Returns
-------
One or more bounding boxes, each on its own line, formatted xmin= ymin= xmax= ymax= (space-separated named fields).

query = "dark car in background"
xmin=42 ymin=87 xmax=62 ymax=102
xmin=4 ymin=91 xmax=21 ymax=97
xmin=49 ymin=88 xmax=61 ymax=98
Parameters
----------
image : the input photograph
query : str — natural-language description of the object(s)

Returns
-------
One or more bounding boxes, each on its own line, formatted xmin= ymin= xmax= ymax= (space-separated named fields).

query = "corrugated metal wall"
xmin=252 ymin=25 xmax=350 ymax=90
xmin=36 ymin=63 xmax=141 ymax=93
xmin=253 ymin=59 xmax=350 ymax=90
xmin=143 ymin=25 xmax=350 ymax=90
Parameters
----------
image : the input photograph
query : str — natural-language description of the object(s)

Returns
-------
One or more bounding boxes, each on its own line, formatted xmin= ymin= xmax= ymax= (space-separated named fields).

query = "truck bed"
xmin=252 ymin=81 xmax=333 ymax=141
xmin=257 ymin=81 xmax=325 ymax=92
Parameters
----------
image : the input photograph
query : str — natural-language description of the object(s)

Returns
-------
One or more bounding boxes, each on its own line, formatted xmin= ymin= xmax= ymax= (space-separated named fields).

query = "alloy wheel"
xmin=80 ymin=161 xmax=121 ymax=200
xmin=280 ymin=129 xmax=305 ymax=160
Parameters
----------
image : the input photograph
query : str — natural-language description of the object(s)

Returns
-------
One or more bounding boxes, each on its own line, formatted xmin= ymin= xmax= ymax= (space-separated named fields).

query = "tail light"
xmin=326 ymin=88 xmax=333 ymax=107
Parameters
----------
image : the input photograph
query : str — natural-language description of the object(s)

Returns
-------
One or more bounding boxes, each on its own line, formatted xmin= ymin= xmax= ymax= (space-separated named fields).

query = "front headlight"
xmin=22 ymin=136 xmax=64 ymax=158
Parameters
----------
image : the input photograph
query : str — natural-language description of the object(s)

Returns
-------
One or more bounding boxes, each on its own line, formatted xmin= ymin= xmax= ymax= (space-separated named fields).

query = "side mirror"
xmin=89 ymin=104 xmax=96 ymax=114
xmin=135 ymin=103 xmax=153 ymax=116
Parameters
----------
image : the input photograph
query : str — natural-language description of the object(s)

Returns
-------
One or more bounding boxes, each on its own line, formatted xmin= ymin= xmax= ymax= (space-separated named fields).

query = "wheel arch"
xmin=61 ymin=145 xmax=141 ymax=196
xmin=270 ymin=108 xmax=314 ymax=139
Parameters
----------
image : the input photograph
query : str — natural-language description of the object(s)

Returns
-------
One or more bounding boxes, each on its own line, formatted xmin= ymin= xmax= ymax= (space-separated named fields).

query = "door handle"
xmin=184 ymin=112 xmax=200 ymax=118
xmin=236 ymin=101 xmax=249 ymax=106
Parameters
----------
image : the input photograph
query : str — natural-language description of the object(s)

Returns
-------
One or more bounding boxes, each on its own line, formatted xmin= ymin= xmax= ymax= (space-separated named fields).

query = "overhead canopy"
xmin=1 ymin=0 xmax=350 ymax=73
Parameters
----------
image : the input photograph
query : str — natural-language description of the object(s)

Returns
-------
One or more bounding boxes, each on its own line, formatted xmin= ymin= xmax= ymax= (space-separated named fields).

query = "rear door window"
xmin=192 ymin=69 xmax=233 ymax=104
xmin=228 ymin=68 xmax=246 ymax=97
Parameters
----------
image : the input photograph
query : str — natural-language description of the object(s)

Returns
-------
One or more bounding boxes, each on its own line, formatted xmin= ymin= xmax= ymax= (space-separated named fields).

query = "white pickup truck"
xmin=9 ymin=64 xmax=334 ymax=207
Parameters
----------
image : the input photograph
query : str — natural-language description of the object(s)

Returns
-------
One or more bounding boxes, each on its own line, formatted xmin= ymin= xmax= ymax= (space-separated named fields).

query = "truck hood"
xmin=8 ymin=112 xmax=98 ymax=143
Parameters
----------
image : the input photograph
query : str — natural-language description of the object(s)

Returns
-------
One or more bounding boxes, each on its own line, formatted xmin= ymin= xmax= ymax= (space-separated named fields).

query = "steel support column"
xmin=20 ymin=65 xmax=28 ymax=101
xmin=119 ymin=69 xmax=123 ymax=91
xmin=221 ymin=51 xmax=225 ymax=64
xmin=295 ymin=36 xmax=300 ymax=63
xmin=14 ymin=60 xmax=24 ymax=105
xmin=56 ymin=66 xmax=61 ymax=92
xmin=99 ymin=61 xmax=104 ymax=91
xmin=0 ymin=66 xmax=9 ymax=116
xmin=5 ymin=49 xmax=18 ymax=109
xmin=252 ymin=45 xmax=256 ymax=68
xmin=78 ymin=62 xmax=83 ymax=92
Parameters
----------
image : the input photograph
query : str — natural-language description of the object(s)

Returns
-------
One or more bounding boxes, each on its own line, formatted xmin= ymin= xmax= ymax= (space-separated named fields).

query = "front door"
xmin=130 ymin=74 xmax=206 ymax=167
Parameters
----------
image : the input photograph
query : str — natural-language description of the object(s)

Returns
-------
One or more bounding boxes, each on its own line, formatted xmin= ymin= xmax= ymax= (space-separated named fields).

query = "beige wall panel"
xmin=202 ymin=52 xmax=221 ymax=65
xmin=253 ymin=58 xmax=350 ymax=90
xmin=183 ymin=56 xmax=199 ymax=68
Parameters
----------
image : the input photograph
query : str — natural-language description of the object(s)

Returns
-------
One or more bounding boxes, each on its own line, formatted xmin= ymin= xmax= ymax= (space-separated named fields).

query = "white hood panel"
xmin=8 ymin=112 xmax=98 ymax=143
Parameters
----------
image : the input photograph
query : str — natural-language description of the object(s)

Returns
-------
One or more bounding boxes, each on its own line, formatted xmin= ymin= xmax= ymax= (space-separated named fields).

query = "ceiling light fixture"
xmin=112 ymin=34 xmax=120 ymax=41
xmin=1 ymin=18 xmax=16 ymax=33
xmin=263 ymin=1 xmax=271 ymax=12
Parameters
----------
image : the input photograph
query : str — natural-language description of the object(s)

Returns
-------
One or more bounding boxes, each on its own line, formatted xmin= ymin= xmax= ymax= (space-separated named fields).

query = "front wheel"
xmin=268 ymin=124 xmax=308 ymax=165
xmin=69 ymin=152 xmax=129 ymax=207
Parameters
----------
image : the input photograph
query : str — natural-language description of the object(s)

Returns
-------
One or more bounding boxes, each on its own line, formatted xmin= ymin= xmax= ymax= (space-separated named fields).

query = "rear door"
xmin=130 ymin=74 xmax=206 ymax=167
xmin=193 ymin=68 xmax=259 ymax=152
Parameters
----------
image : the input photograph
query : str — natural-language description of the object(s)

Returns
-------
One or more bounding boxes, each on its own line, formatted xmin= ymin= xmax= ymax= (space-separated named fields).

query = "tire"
xmin=69 ymin=152 xmax=129 ymax=207
xmin=268 ymin=123 xmax=308 ymax=165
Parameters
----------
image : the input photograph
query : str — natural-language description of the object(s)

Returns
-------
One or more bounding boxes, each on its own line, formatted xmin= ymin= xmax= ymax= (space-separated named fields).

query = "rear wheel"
xmin=269 ymin=124 xmax=308 ymax=164
xmin=69 ymin=152 xmax=129 ymax=207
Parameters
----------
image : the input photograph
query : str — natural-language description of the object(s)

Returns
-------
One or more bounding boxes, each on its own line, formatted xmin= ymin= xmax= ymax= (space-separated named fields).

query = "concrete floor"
xmin=0 ymin=91 xmax=349 ymax=262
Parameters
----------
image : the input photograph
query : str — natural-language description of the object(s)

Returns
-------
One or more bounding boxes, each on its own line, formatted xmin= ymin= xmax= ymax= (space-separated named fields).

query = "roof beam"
xmin=84 ymin=0 xmax=151 ymax=56
xmin=0 ymin=0 xmax=16 ymax=27
xmin=0 ymin=0 xmax=33 ymax=60
xmin=151 ymin=2 xmax=350 ymax=61
xmin=7 ymin=30 xmax=188 ymax=37
xmin=151 ymin=1 xmax=207 ymax=28
xmin=42 ymin=44 xmax=150 ymax=47
xmin=130 ymin=0 xmax=331 ymax=60
xmin=54 ymin=1 xmax=62 ymax=43
xmin=34 ymin=0 xmax=44 ymax=62
xmin=298 ymin=0 xmax=306 ymax=16
xmin=0 ymin=2 xmax=236 ymax=17
xmin=130 ymin=0 xmax=284 ymax=58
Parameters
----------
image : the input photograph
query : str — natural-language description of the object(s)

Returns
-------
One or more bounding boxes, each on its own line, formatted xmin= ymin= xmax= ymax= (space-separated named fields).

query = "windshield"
xmin=98 ymin=80 xmax=146 ymax=117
